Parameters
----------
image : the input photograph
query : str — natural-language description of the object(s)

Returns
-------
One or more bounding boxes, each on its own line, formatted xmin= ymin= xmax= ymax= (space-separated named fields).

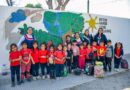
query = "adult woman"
xmin=94 ymin=28 xmax=107 ymax=45
xmin=17 ymin=27 xmax=36 ymax=49
xmin=83 ymin=29 xmax=93 ymax=45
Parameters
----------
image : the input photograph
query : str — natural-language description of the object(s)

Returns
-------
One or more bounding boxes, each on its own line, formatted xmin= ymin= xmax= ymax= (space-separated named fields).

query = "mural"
xmin=6 ymin=9 xmax=86 ymax=47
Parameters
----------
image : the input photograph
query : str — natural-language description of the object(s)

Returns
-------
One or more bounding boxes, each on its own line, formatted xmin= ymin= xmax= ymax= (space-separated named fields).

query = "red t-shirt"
xmin=9 ymin=51 xmax=21 ymax=66
xmin=31 ymin=48 xmax=39 ymax=63
xmin=116 ymin=48 xmax=121 ymax=57
xmin=54 ymin=50 xmax=65 ymax=64
xmin=20 ymin=49 xmax=31 ymax=63
xmin=39 ymin=50 xmax=48 ymax=64
xmin=48 ymin=51 xmax=54 ymax=58
xmin=79 ymin=49 xmax=86 ymax=59
xmin=86 ymin=48 xmax=93 ymax=59
xmin=97 ymin=46 xmax=106 ymax=56
xmin=92 ymin=45 xmax=98 ymax=57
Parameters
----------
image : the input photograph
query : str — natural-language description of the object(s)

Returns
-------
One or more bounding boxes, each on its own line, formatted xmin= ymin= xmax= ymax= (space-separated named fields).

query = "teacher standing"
xmin=17 ymin=27 xmax=36 ymax=49
xmin=94 ymin=28 xmax=107 ymax=45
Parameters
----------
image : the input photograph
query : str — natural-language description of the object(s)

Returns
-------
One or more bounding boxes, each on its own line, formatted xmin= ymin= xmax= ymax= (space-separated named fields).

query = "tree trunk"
xmin=46 ymin=0 xmax=53 ymax=9
xmin=6 ymin=0 xmax=13 ymax=6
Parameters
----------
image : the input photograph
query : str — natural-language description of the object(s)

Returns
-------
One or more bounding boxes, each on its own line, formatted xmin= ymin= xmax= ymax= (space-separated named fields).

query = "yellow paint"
xmin=86 ymin=14 xmax=98 ymax=32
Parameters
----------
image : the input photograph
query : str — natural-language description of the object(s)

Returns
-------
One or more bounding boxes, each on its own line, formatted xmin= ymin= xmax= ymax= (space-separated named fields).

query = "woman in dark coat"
xmin=94 ymin=28 xmax=107 ymax=45
xmin=83 ymin=29 xmax=93 ymax=45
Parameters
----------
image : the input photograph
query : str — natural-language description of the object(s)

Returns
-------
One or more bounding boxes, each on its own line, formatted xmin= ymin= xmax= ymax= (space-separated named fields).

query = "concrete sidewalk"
xmin=0 ymin=54 xmax=130 ymax=90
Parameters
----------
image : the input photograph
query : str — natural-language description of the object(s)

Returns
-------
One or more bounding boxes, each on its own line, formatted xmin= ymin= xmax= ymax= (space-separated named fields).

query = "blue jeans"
xmin=114 ymin=57 xmax=121 ymax=69
xmin=10 ymin=65 xmax=20 ymax=83
xmin=40 ymin=63 xmax=49 ymax=75
xmin=32 ymin=63 xmax=39 ymax=77
xmin=55 ymin=64 xmax=64 ymax=77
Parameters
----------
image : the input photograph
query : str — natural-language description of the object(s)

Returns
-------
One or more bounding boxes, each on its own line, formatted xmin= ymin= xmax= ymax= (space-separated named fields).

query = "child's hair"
xmin=21 ymin=41 xmax=27 ymax=46
xmin=83 ymin=41 xmax=88 ymax=45
xmin=10 ymin=43 xmax=18 ymax=53
xmin=67 ymin=42 xmax=72 ymax=46
xmin=57 ymin=43 xmax=63 ymax=50
xmin=32 ymin=41 xmax=39 ymax=51
xmin=100 ymin=40 xmax=104 ymax=43
xmin=66 ymin=35 xmax=71 ymax=39
xmin=115 ymin=42 xmax=123 ymax=49
xmin=79 ymin=44 xmax=84 ymax=48
xmin=63 ymin=45 xmax=67 ymax=51
xmin=50 ymin=45 xmax=55 ymax=51
xmin=107 ymin=40 xmax=112 ymax=43
xmin=40 ymin=42 xmax=47 ymax=49
xmin=73 ymin=40 xmax=77 ymax=43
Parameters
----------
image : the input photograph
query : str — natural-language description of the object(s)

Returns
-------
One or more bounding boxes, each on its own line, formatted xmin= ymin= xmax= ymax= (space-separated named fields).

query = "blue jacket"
xmin=94 ymin=34 xmax=107 ymax=45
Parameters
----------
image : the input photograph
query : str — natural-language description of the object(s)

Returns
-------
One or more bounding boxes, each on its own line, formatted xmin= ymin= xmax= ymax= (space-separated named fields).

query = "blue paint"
xmin=9 ymin=9 xmax=26 ymax=23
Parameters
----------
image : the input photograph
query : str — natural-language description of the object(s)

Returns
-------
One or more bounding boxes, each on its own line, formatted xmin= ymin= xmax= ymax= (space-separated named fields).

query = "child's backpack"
xmin=63 ymin=65 xmax=68 ymax=77
xmin=85 ymin=63 xmax=94 ymax=75
xmin=73 ymin=68 xmax=82 ymax=76
xmin=94 ymin=61 xmax=104 ymax=78
xmin=121 ymin=59 xmax=129 ymax=69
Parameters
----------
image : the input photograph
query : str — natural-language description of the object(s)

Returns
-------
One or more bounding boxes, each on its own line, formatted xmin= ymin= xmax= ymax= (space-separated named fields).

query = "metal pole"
xmin=87 ymin=0 xmax=90 ymax=13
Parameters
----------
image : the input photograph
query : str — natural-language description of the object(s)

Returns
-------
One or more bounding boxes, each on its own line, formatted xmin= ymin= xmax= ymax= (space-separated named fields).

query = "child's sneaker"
xmin=117 ymin=69 xmax=120 ymax=72
xmin=114 ymin=68 xmax=117 ymax=71
xmin=17 ymin=81 xmax=21 ymax=85
xmin=20 ymin=80 xmax=24 ymax=84
xmin=47 ymin=75 xmax=50 ymax=79
xmin=56 ymin=77 xmax=60 ymax=80
xmin=33 ymin=77 xmax=37 ymax=80
xmin=71 ymin=70 xmax=74 ymax=73
xmin=42 ymin=76 xmax=45 ymax=79
xmin=27 ymin=78 xmax=31 ymax=82
xmin=11 ymin=82 xmax=15 ymax=87
xmin=36 ymin=76 xmax=41 ymax=80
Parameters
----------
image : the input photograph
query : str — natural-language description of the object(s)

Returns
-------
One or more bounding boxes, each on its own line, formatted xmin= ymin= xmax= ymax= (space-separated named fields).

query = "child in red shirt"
xmin=78 ymin=44 xmax=86 ymax=70
xmin=9 ymin=43 xmax=21 ymax=87
xmin=92 ymin=41 xmax=98 ymax=64
xmin=114 ymin=42 xmax=124 ymax=71
xmin=97 ymin=41 xmax=107 ymax=71
xmin=54 ymin=44 xmax=65 ymax=79
xmin=39 ymin=43 xmax=49 ymax=79
xmin=31 ymin=41 xmax=40 ymax=80
xmin=83 ymin=41 xmax=88 ymax=49
xmin=86 ymin=44 xmax=93 ymax=63
xmin=20 ymin=42 xmax=34 ymax=83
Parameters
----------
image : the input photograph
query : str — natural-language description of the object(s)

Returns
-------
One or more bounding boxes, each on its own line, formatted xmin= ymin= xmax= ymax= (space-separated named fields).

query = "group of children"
xmin=9 ymin=34 xmax=124 ymax=87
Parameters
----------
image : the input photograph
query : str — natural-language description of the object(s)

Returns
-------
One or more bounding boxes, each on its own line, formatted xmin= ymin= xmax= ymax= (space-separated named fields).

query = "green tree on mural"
xmin=44 ymin=11 xmax=84 ymax=37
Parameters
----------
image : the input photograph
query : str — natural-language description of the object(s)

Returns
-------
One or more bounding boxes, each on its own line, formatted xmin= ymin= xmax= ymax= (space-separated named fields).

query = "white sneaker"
xmin=36 ymin=76 xmax=41 ymax=80
xmin=47 ymin=75 xmax=50 ymax=79
xmin=33 ymin=77 xmax=37 ymax=80
xmin=56 ymin=77 xmax=60 ymax=80
xmin=114 ymin=68 xmax=117 ymax=71
xmin=42 ymin=76 xmax=45 ymax=79
xmin=117 ymin=69 xmax=120 ymax=72
xmin=71 ymin=70 xmax=74 ymax=73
